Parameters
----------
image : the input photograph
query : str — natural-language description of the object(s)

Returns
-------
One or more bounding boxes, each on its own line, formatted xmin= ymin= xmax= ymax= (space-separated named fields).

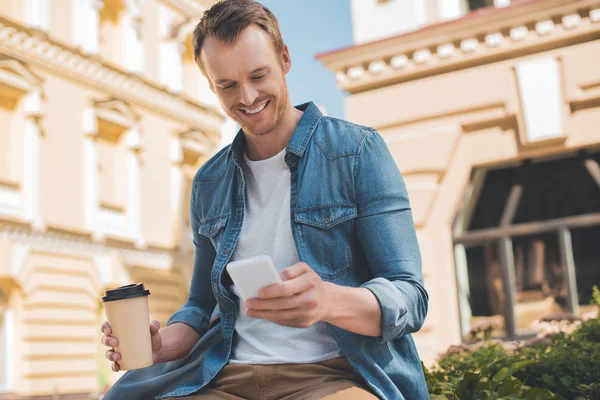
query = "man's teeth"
xmin=244 ymin=102 xmax=267 ymax=114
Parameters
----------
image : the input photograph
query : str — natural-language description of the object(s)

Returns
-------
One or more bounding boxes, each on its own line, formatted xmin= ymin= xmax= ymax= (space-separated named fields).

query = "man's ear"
xmin=281 ymin=45 xmax=291 ymax=74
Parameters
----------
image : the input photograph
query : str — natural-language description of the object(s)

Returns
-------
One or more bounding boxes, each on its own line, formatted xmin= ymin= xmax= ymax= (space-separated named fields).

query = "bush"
xmin=425 ymin=318 xmax=600 ymax=400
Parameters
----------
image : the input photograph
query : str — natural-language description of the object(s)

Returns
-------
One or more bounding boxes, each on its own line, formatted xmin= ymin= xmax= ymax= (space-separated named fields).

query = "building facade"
xmin=319 ymin=0 xmax=600 ymax=364
xmin=0 ymin=0 xmax=223 ymax=397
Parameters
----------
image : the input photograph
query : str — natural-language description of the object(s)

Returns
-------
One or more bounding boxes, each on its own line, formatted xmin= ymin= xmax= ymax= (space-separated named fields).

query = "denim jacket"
xmin=165 ymin=102 xmax=429 ymax=400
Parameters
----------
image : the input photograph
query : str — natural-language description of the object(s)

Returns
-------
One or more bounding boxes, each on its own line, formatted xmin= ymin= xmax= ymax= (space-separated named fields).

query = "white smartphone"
xmin=226 ymin=255 xmax=282 ymax=302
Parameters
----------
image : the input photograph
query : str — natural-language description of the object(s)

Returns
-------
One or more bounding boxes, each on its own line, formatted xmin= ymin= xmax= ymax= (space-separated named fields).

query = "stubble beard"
xmin=231 ymin=87 xmax=289 ymax=138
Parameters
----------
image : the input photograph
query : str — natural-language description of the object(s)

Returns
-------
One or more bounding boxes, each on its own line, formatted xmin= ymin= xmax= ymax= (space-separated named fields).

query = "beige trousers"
xmin=167 ymin=357 xmax=378 ymax=400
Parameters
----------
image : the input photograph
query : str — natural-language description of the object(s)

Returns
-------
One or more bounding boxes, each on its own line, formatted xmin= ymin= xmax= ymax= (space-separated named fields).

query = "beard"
xmin=228 ymin=87 xmax=289 ymax=138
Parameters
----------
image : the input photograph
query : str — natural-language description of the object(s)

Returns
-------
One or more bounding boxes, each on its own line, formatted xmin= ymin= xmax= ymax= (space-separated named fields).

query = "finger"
xmin=150 ymin=320 xmax=160 ymax=335
xmin=101 ymin=321 xmax=112 ymax=335
xmin=248 ymin=290 xmax=316 ymax=311
xmin=111 ymin=362 xmax=120 ymax=372
xmin=280 ymin=262 xmax=312 ymax=281
xmin=102 ymin=335 xmax=119 ymax=348
xmin=105 ymin=349 xmax=121 ymax=362
xmin=259 ymin=272 xmax=314 ymax=298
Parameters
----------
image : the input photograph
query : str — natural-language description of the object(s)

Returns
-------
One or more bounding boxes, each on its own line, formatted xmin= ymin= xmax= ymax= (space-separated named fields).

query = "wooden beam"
xmin=454 ymin=213 xmax=600 ymax=247
xmin=500 ymin=184 xmax=523 ymax=227
xmin=558 ymin=228 xmax=580 ymax=316
xmin=498 ymin=237 xmax=517 ymax=338
xmin=584 ymin=159 xmax=600 ymax=190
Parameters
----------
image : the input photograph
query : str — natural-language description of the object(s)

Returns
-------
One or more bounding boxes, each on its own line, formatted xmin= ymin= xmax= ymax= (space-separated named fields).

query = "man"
xmin=101 ymin=1 xmax=429 ymax=399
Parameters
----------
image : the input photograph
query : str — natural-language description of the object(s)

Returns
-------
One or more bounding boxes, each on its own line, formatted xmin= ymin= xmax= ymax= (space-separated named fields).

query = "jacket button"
xmin=324 ymin=216 xmax=330 ymax=224
xmin=224 ymin=249 xmax=230 ymax=255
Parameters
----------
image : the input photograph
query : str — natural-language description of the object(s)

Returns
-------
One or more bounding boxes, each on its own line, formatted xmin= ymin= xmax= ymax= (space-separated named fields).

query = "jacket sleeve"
xmin=354 ymin=130 xmax=429 ymax=343
xmin=166 ymin=177 xmax=217 ymax=337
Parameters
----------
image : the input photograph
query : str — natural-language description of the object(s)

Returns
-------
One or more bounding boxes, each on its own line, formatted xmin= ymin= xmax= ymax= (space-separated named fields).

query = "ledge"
xmin=317 ymin=0 xmax=600 ymax=94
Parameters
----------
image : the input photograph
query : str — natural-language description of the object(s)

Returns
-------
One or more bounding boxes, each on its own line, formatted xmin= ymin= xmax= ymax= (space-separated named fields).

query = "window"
xmin=24 ymin=0 xmax=52 ymax=30
xmin=84 ymin=100 xmax=142 ymax=243
xmin=73 ymin=0 xmax=102 ymax=54
xmin=0 ymin=57 xmax=43 ymax=225
xmin=158 ymin=4 xmax=184 ymax=92
xmin=454 ymin=150 xmax=600 ymax=339
xmin=98 ymin=0 xmax=143 ymax=72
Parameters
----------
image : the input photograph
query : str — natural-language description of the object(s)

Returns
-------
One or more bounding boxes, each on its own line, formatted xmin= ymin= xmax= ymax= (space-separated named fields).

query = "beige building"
xmin=0 ymin=0 xmax=223 ymax=398
xmin=319 ymin=0 xmax=600 ymax=364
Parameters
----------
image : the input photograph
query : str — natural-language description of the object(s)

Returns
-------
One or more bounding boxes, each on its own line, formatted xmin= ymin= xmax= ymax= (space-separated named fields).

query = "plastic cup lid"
xmin=101 ymin=283 xmax=150 ymax=302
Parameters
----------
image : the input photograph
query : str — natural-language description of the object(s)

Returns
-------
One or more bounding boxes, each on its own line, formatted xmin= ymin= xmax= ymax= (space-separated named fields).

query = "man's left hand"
xmin=245 ymin=262 xmax=331 ymax=328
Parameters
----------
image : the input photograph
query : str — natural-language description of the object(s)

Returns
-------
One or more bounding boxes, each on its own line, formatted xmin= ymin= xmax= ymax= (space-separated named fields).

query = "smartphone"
xmin=226 ymin=255 xmax=282 ymax=302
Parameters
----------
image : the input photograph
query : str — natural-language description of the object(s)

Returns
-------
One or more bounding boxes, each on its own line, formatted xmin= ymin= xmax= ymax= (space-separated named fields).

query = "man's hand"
xmin=101 ymin=320 xmax=162 ymax=372
xmin=245 ymin=262 xmax=331 ymax=328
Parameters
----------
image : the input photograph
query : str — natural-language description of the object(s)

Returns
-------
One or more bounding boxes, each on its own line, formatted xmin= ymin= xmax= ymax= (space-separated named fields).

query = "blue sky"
xmin=257 ymin=0 xmax=354 ymax=119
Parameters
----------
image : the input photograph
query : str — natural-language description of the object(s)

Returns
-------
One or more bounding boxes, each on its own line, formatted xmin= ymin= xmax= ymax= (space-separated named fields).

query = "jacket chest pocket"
xmin=294 ymin=204 xmax=357 ymax=280
xmin=198 ymin=214 xmax=229 ymax=252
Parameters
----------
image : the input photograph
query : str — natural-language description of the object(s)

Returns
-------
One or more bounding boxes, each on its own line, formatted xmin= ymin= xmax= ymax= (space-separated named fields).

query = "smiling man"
xmin=100 ymin=1 xmax=429 ymax=399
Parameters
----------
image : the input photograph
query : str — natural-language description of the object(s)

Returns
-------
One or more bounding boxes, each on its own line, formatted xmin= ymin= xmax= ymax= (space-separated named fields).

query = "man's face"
xmin=200 ymin=25 xmax=291 ymax=138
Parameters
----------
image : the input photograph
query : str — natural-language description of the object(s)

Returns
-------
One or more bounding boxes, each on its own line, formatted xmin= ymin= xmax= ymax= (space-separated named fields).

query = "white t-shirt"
xmin=228 ymin=148 xmax=341 ymax=364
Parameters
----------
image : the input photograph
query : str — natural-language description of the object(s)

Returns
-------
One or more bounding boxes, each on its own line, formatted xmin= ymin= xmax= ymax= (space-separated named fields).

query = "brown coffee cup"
xmin=102 ymin=283 xmax=153 ymax=370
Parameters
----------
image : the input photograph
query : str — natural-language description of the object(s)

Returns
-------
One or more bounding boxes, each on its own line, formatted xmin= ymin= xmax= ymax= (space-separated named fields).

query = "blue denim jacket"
xmin=165 ymin=102 xmax=429 ymax=400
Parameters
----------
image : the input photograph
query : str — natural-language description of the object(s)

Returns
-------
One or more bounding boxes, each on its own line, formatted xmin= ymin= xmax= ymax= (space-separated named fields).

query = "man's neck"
xmin=244 ymin=103 xmax=303 ymax=161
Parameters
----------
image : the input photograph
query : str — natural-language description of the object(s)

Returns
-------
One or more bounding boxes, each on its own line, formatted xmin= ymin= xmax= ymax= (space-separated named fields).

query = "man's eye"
xmin=251 ymin=74 xmax=266 ymax=80
xmin=222 ymin=83 xmax=236 ymax=90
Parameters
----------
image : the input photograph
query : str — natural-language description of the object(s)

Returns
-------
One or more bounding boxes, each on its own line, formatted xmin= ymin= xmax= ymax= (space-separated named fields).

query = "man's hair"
xmin=192 ymin=0 xmax=285 ymax=69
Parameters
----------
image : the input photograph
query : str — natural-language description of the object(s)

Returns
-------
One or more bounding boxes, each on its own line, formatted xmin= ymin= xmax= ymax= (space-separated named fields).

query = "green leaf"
xmin=430 ymin=395 xmax=450 ymax=400
xmin=494 ymin=367 xmax=512 ymax=383
xmin=559 ymin=375 xmax=574 ymax=388
xmin=457 ymin=372 xmax=480 ymax=399
xmin=523 ymin=387 xmax=555 ymax=399
xmin=512 ymin=359 xmax=537 ymax=372
xmin=497 ymin=377 xmax=523 ymax=396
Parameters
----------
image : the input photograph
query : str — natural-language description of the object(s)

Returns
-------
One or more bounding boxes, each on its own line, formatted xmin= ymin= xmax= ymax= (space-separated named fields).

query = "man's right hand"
xmin=101 ymin=320 xmax=162 ymax=372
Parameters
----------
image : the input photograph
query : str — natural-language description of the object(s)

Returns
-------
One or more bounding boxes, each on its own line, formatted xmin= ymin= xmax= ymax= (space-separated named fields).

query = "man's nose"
xmin=239 ymin=83 xmax=259 ymax=107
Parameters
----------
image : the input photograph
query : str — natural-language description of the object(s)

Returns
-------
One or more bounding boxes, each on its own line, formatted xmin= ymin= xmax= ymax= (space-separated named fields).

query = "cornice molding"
xmin=0 ymin=16 xmax=225 ymax=136
xmin=317 ymin=0 xmax=600 ymax=94
xmin=0 ymin=220 xmax=193 ymax=271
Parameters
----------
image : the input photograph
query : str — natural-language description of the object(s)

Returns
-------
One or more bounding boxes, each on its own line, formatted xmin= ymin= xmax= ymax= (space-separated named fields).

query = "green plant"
xmin=425 ymin=318 xmax=600 ymax=400
xmin=591 ymin=285 xmax=600 ymax=309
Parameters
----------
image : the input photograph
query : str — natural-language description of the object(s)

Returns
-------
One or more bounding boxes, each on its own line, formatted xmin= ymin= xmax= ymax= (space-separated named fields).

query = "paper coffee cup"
xmin=102 ymin=283 xmax=153 ymax=370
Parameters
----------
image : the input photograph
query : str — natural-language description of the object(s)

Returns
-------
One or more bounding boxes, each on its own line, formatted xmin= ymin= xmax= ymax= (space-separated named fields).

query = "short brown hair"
xmin=192 ymin=0 xmax=285 ymax=68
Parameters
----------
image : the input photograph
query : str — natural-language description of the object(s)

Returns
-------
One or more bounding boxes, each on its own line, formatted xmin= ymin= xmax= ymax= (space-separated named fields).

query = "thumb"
xmin=281 ymin=262 xmax=311 ymax=281
xmin=150 ymin=320 xmax=160 ymax=335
